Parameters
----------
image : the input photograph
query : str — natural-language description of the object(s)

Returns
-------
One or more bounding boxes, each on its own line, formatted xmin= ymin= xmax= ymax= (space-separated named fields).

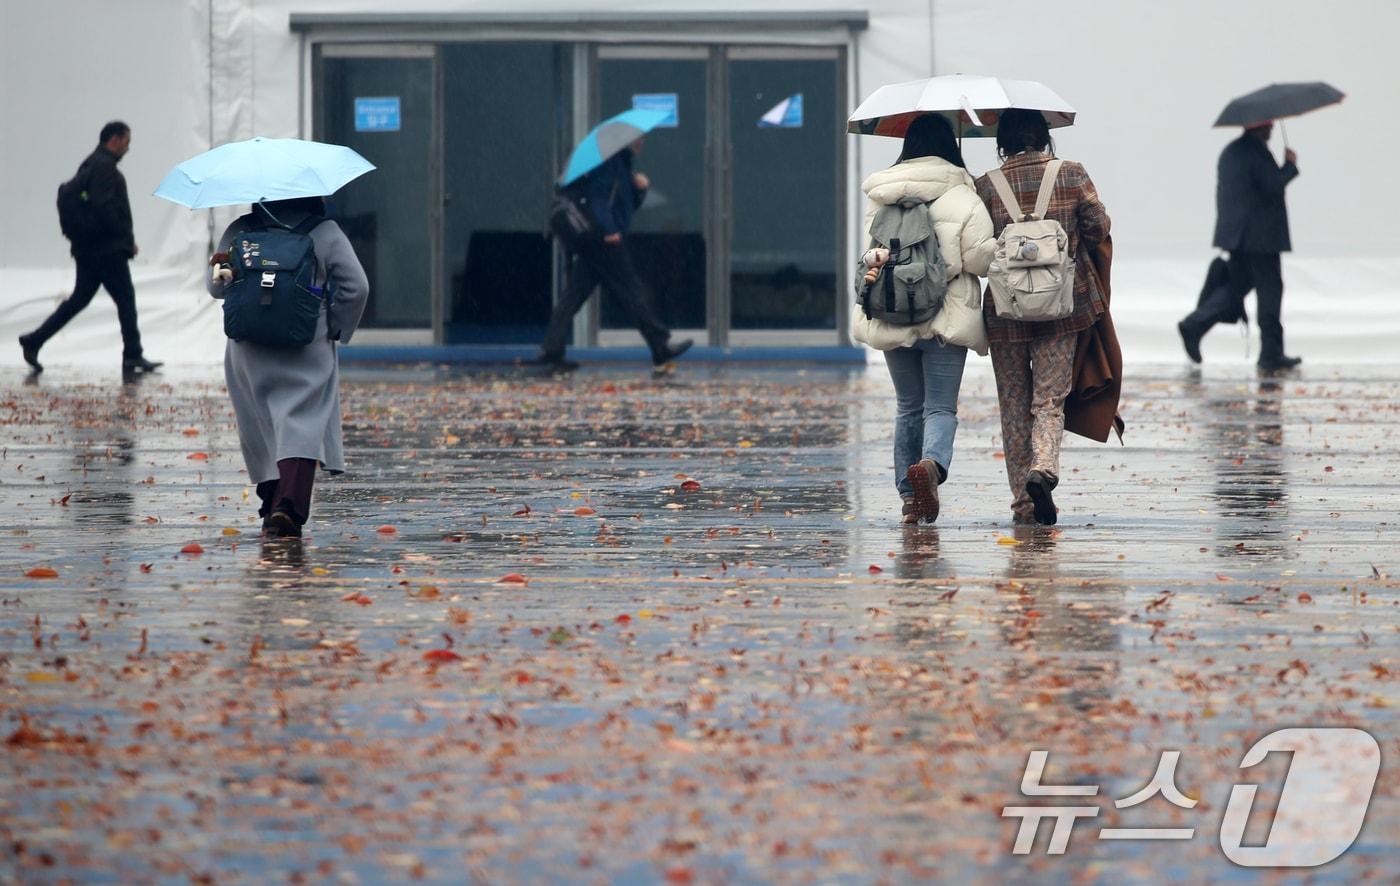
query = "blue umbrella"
xmin=559 ymin=108 xmax=671 ymax=187
xmin=153 ymin=137 xmax=375 ymax=209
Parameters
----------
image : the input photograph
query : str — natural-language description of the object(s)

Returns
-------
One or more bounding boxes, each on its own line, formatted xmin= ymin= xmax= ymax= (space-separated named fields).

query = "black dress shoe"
xmin=1177 ymin=321 xmax=1202 ymax=364
xmin=653 ymin=338 xmax=693 ymax=366
xmin=18 ymin=335 xmax=42 ymax=372
xmin=1258 ymin=355 xmax=1302 ymax=371
xmin=1025 ymin=470 xmax=1058 ymax=526
xmin=530 ymin=354 xmax=579 ymax=372
xmin=122 ymin=356 xmax=163 ymax=373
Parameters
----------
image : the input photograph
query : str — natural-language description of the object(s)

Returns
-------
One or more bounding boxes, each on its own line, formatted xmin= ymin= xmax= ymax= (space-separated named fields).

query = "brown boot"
xmin=906 ymin=459 xmax=941 ymax=524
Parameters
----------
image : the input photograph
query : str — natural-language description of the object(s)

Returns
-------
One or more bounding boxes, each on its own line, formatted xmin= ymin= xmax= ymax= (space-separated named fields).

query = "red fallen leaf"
xmin=422 ymin=649 xmax=462 ymax=663
xmin=680 ymin=479 xmax=702 ymax=491
xmin=376 ymin=525 xmax=398 ymax=535
xmin=142 ymin=516 xmax=160 ymax=524
xmin=58 ymin=494 xmax=71 ymax=507
xmin=341 ymin=592 xmax=373 ymax=606
xmin=1024 ymin=610 xmax=1044 ymax=619
xmin=498 ymin=573 xmax=528 ymax=584
xmin=574 ymin=506 xmax=596 ymax=516
xmin=187 ymin=452 xmax=209 ymax=461
xmin=664 ymin=868 xmax=694 ymax=885
xmin=615 ymin=614 xmax=632 ymax=624
xmin=1323 ymin=466 xmax=1334 ymax=473
xmin=181 ymin=428 xmax=200 ymax=436
xmin=514 ymin=671 xmax=532 ymax=684
xmin=868 ymin=564 xmax=883 ymax=574
xmin=938 ymin=589 xmax=958 ymax=601
xmin=1298 ymin=592 xmax=1314 ymax=603
xmin=25 ymin=567 xmax=58 ymax=578
xmin=180 ymin=543 xmax=204 ymax=555
xmin=139 ymin=563 xmax=153 ymax=573
xmin=1215 ymin=574 xmax=1232 ymax=582
xmin=513 ymin=505 xmax=532 ymax=516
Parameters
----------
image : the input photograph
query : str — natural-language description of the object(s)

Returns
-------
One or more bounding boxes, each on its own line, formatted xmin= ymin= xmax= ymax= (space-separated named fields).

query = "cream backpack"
xmin=986 ymin=159 xmax=1075 ymax=321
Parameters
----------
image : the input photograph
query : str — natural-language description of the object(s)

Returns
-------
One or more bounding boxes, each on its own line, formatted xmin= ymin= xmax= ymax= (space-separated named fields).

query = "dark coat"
xmin=581 ymin=150 xmax=646 ymax=236
xmin=1212 ymin=133 xmax=1298 ymax=253
xmin=1065 ymin=236 xmax=1125 ymax=444
xmin=72 ymin=146 xmax=136 ymax=259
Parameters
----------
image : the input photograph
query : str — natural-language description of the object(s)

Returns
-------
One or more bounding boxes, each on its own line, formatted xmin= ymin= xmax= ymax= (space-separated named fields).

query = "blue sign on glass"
xmin=354 ymin=97 xmax=401 ymax=132
xmin=631 ymin=93 xmax=679 ymax=128
xmin=758 ymin=93 xmax=804 ymax=129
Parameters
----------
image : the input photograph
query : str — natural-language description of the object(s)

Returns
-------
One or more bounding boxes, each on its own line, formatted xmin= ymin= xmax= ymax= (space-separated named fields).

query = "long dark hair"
xmin=896 ymin=114 xmax=966 ymax=169
xmin=996 ymin=108 xmax=1054 ymax=161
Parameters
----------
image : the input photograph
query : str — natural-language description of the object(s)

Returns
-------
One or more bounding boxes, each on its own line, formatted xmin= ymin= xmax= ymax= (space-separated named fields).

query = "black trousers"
xmin=1181 ymin=251 xmax=1285 ymax=362
xmin=27 ymin=253 xmax=144 ymax=359
xmin=539 ymin=238 xmax=670 ymax=363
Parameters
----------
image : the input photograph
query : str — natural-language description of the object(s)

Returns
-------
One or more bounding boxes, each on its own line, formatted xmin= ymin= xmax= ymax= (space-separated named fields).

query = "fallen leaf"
xmin=377 ymin=525 xmax=398 ymax=535
xmin=187 ymin=452 xmax=209 ymax=461
xmin=498 ymin=573 xmax=528 ymax=584
xmin=574 ymin=507 xmax=597 ymax=516
xmin=680 ymin=479 xmax=702 ymax=492
xmin=868 ymin=564 xmax=883 ymax=574
xmin=423 ymin=649 xmax=462 ymax=663
xmin=221 ymin=527 xmax=239 ymax=536
xmin=25 ymin=567 xmax=59 ymax=579
xmin=180 ymin=543 xmax=204 ymax=555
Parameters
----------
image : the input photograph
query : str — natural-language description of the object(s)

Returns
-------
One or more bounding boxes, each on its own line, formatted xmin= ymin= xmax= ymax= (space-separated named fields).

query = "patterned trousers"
xmin=990 ymin=333 xmax=1077 ymax=520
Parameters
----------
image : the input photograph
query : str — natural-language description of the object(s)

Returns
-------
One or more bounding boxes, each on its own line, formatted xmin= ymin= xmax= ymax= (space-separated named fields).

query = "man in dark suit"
xmin=535 ymin=137 xmax=691 ymax=373
xmin=19 ymin=121 xmax=162 ymax=375
xmin=1178 ymin=121 xmax=1301 ymax=370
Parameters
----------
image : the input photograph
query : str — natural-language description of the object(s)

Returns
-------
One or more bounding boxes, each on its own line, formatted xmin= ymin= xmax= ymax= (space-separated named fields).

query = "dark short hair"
xmin=99 ymin=121 xmax=130 ymax=144
xmin=258 ymin=196 xmax=327 ymax=220
xmin=896 ymin=113 xmax=966 ymax=169
xmin=995 ymin=109 xmax=1054 ymax=160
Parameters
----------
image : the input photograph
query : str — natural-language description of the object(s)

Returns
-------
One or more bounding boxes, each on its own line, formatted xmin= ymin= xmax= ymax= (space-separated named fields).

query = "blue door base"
xmin=338 ymin=344 xmax=865 ymax=365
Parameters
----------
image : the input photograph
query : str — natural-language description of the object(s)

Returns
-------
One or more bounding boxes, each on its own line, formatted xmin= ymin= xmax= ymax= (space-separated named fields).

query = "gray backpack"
xmin=857 ymin=198 xmax=949 ymax=326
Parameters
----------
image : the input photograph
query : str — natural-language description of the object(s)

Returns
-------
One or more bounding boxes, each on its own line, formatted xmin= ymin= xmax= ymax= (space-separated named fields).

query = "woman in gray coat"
xmin=207 ymin=197 xmax=369 ymax=538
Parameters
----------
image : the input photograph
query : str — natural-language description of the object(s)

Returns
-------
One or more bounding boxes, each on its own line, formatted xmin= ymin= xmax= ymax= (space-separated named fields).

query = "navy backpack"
xmin=222 ymin=216 xmax=332 ymax=348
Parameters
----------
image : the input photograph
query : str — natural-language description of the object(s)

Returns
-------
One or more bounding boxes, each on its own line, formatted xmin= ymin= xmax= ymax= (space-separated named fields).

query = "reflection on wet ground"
xmin=0 ymin=363 xmax=1395 ymax=882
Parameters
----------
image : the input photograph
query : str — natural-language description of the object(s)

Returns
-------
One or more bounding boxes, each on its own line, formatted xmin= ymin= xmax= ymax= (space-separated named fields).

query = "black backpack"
xmin=56 ymin=168 xmax=100 ymax=246
xmin=222 ymin=216 xmax=332 ymax=348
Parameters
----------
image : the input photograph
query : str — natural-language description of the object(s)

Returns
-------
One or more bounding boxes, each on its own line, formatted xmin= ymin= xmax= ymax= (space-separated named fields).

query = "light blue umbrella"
xmin=153 ymin=137 xmax=375 ymax=209
xmin=559 ymin=108 xmax=671 ymax=187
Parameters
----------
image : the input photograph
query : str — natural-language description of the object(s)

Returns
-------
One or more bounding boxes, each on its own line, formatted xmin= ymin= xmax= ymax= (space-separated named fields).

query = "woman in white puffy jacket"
xmin=853 ymin=114 xmax=995 ymax=523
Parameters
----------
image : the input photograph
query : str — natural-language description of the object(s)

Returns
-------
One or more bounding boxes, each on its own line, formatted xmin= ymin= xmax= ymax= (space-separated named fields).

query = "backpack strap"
xmin=1032 ymin=159 xmax=1064 ymax=221
xmin=291 ymin=214 xmax=328 ymax=235
xmin=986 ymin=169 xmax=1025 ymax=222
xmin=988 ymin=159 xmax=1065 ymax=222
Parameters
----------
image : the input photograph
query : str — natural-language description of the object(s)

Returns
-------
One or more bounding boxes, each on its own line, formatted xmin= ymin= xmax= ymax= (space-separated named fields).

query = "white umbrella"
xmin=848 ymin=74 xmax=1076 ymax=139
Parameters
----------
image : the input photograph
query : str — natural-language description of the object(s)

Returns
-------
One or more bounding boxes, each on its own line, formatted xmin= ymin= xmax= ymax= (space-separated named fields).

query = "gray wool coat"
xmin=207 ymin=209 xmax=369 ymax=483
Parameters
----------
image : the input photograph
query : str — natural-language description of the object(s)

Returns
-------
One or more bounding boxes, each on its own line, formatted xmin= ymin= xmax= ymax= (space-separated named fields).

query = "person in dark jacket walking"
xmin=1178 ymin=122 xmax=1301 ymax=370
xmin=534 ymin=137 xmax=691 ymax=372
xmin=19 ymin=122 xmax=162 ymax=375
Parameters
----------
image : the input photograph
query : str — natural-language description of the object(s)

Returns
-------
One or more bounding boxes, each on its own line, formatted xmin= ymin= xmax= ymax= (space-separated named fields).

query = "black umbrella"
xmin=1213 ymin=81 xmax=1344 ymax=128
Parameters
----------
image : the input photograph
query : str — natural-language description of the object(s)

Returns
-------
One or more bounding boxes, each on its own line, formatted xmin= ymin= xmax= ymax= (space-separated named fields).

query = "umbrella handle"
xmin=1278 ymin=119 xmax=1289 ymax=151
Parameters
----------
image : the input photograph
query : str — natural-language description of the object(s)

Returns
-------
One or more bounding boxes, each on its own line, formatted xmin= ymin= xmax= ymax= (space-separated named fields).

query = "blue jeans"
xmin=883 ymin=339 xmax=968 ymax=498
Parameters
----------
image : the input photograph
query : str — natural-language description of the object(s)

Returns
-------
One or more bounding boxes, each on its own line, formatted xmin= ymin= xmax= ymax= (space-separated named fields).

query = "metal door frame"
xmin=311 ymin=43 xmax=444 ymax=345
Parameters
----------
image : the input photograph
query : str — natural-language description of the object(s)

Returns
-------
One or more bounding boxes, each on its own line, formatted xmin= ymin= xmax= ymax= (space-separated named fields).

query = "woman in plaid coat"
xmin=974 ymin=109 xmax=1111 ymax=525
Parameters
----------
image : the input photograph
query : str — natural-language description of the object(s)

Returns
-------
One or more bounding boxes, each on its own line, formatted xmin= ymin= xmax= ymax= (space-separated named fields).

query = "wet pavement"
xmin=0 ymin=361 xmax=1396 ymax=884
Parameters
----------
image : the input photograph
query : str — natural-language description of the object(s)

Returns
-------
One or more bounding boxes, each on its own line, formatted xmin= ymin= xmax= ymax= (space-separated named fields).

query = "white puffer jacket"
xmin=850 ymin=156 xmax=996 ymax=354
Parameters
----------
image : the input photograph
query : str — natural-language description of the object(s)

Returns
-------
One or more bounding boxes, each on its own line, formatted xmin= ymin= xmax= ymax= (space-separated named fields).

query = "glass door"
xmin=726 ymin=48 xmax=843 ymax=339
xmin=441 ymin=43 xmax=572 ymax=344
xmin=596 ymin=47 xmax=710 ymax=343
xmin=316 ymin=45 xmax=437 ymax=336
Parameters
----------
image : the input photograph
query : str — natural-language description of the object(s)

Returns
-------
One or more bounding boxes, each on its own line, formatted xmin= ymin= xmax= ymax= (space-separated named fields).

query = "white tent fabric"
xmin=2 ymin=0 xmax=1397 ymax=367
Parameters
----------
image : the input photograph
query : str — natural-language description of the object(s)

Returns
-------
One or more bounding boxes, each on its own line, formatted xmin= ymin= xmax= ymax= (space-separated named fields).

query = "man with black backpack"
xmin=19 ymin=121 xmax=162 ymax=374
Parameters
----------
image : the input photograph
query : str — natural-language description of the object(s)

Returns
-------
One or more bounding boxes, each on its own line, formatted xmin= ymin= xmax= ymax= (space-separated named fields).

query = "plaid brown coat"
xmin=974 ymin=152 xmax=1111 ymax=343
